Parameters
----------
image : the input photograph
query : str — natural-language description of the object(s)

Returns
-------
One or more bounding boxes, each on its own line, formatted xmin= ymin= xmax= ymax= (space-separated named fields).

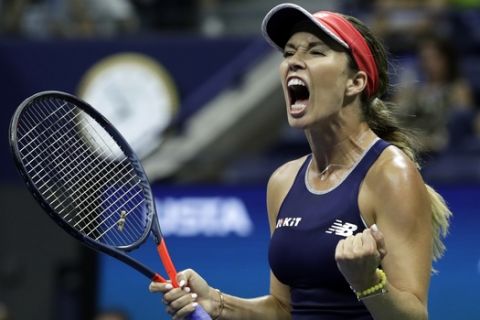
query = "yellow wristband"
xmin=354 ymin=268 xmax=388 ymax=301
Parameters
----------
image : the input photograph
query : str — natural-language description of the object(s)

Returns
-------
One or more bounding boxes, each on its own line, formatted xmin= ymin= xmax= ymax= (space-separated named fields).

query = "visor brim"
xmin=261 ymin=3 xmax=349 ymax=51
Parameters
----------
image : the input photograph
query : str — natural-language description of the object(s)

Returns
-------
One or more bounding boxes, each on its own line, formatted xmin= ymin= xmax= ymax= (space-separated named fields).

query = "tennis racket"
xmin=9 ymin=91 xmax=211 ymax=320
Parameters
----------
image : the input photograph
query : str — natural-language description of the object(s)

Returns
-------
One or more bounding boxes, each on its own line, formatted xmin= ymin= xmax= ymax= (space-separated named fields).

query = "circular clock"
xmin=77 ymin=52 xmax=179 ymax=159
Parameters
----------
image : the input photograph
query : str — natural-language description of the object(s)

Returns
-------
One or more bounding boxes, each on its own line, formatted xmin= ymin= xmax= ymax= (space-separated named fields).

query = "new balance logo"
xmin=276 ymin=217 xmax=302 ymax=229
xmin=325 ymin=219 xmax=358 ymax=237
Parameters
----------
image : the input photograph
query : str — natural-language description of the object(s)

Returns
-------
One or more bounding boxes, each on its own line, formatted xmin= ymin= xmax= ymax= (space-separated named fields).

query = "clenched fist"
xmin=335 ymin=224 xmax=387 ymax=292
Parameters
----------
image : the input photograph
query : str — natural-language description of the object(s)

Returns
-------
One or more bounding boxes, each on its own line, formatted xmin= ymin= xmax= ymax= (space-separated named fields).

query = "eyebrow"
xmin=284 ymin=41 xmax=329 ymax=50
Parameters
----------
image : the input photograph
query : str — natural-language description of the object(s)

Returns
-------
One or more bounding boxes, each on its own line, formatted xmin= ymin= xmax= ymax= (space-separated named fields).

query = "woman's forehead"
xmin=285 ymin=31 xmax=344 ymax=52
xmin=286 ymin=31 xmax=324 ymax=44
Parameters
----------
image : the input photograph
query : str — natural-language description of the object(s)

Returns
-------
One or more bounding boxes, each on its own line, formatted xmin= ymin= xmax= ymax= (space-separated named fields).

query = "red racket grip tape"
xmin=157 ymin=238 xmax=179 ymax=288
xmin=155 ymin=240 xmax=212 ymax=320
xmin=152 ymin=273 xmax=166 ymax=283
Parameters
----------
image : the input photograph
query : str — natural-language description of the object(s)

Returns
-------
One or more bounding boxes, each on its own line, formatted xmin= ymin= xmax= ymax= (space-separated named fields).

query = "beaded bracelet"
xmin=353 ymin=268 xmax=388 ymax=301
xmin=213 ymin=289 xmax=225 ymax=320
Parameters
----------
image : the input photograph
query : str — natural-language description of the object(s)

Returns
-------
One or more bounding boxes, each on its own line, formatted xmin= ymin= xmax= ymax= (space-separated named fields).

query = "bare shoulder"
xmin=368 ymin=146 xmax=424 ymax=189
xmin=268 ymin=156 xmax=307 ymax=189
xmin=364 ymin=145 xmax=430 ymax=219
xmin=266 ymin=156 xmax=308 ymax=230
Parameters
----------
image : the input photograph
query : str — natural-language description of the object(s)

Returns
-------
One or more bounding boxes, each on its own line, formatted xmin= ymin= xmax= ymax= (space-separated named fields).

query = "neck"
xmin=305 ymin=119 xmax=376 ymax=175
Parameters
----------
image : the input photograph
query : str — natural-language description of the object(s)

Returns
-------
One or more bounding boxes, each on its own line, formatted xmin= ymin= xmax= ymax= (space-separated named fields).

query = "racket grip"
xmin=152 ymin=273 xmax=167 ymax=283
xmin=187 ymin=305 xmax=212 ymax=320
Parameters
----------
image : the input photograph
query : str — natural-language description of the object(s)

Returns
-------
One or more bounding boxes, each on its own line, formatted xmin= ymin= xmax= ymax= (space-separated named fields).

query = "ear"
xmin=345 ymin=71 xmax=368 ymax=97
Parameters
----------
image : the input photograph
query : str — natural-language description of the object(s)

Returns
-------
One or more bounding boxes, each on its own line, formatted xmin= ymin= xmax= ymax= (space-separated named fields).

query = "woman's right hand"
xmin=149 ymin=269 xmax=218 ymax=319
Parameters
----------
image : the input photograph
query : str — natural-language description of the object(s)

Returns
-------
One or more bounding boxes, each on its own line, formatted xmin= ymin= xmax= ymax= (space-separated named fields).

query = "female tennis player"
xmin=150 ymin=3 xmax=451 ymax=319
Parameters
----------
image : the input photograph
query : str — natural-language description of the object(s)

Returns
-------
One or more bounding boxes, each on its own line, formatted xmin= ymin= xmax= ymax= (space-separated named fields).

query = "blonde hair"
xmin=345 ymin=16 xmax=452 ymax=261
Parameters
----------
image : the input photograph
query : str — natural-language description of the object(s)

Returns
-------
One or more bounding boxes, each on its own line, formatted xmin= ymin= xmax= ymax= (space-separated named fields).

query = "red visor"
xmin=262 ymin=3 xmax=379 ymax=98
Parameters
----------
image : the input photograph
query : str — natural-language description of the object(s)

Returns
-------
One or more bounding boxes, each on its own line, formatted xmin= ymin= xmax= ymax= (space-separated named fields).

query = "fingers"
xmin=335 ymin=226 xmax=386 ymax=268
xmin=370 ymin=224 xmax=387 ymax=259
xmin=336 ymin=230 xmax=375 ymax=259
xmin=352 ymin=231 xmax=364 ymax=253
xmin=335 ymin=225 xmax=387 ymax=291
xmin=176 ymin=270 xmax=195 ymax=292
xmin=170 ymin=301 xmax=198 ymax=320
xmin=176 ymin=269 xmax=206 ymax=292
xmin=164 ymin=288 xmax=196 ymax=305
xmin=149 ymin=281 xmax=173 ymax=294
xmin=165 ymin=289 xmax=198 ymax=319
xmin=335 ymin=238 xmax=344 ymax=260
xmin=152 ymin=282 xmax=198 ymax=319
xmin=150 ymin=269 xmax=211 ymax=319
xmin=149 ymin=270 xmax=194 ymax=295
xmin=360 ymin=228 xmax=378 ymax=256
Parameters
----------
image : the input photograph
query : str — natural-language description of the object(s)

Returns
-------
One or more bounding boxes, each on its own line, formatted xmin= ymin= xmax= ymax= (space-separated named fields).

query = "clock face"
xmin=77 ymin=53 xmax=178 ymax=159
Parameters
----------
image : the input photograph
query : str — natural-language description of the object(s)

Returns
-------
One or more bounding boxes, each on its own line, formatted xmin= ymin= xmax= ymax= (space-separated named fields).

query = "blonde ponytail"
xmin=364 ymin=98 xmax=419 ymax=165
xmin=425 ymin=185 xmax=452 ymax=261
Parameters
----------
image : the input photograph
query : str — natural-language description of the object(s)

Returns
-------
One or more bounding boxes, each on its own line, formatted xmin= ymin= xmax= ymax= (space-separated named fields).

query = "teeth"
xmin=291 ymin=103 xmax=306 ymax=110
xmin=287 ymin=78 xmax=306 ymax=87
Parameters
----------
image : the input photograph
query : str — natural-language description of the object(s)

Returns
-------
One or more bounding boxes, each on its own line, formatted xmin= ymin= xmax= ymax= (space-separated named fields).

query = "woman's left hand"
xmin=335 ymin=224 xmax=387 ymax=292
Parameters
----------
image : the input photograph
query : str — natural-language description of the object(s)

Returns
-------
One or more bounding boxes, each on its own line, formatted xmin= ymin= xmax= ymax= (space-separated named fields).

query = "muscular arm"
xmin=358 ymin=147 xmax=432 ymax=319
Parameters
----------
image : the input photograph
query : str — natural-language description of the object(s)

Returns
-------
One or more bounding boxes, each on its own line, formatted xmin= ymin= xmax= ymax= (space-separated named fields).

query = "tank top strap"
xmin=348 ymin=138 xmax=390 ymax=185
xmin=297 ymin=154 xmax=312 ymax=180
xmin=290 ymin=139 xmax=390 ymax=195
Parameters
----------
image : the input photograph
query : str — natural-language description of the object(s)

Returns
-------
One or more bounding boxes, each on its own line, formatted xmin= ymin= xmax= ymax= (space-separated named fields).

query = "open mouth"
xmin=287 ymin=78 xmax=310 ymax=114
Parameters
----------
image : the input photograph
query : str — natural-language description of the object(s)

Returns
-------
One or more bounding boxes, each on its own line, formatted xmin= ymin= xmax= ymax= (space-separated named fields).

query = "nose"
xmin=287 ymin=54 xmax=306 ymax=72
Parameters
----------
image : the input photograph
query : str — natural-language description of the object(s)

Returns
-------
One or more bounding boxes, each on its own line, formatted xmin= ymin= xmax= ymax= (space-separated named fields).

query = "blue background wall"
xmin=97 ymin=185 xmax=480 ymax=320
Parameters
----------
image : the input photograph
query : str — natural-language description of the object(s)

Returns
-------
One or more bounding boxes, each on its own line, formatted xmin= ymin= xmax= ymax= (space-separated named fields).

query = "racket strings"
xmin=28 ymin=123 xmax=105 ymax=185
xmin=16 ymin=97 xmax=151 ymax=247
xmin=23 ymin=99 xmax=146 ymax=245
xmin=20 ymin=105 xmax=80 ymax=168
xmin=74 ymin=180 xmax=143 ymax=231
xmin=32 ymin=130 xmax=134 ymax=215
xmin=18 ymin=99 xmax=138 ymax=244
xmin=50 ymin=101 xmax=147 ymax=244
xmin=21 ymin=103 xmax=119 ymax=185
xmin=20 ymin=102 xmax=111 ymax=207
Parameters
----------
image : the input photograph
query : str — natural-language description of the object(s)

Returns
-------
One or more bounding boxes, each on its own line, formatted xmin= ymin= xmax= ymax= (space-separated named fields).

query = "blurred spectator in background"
xmin=0 ymin=0 xmax=139 ymax=38
xmin=130 ymin=0 xmax=199 ymax=34
xmin=198 ymin=0 xmax=224 ymax=37
xmin=55 ymin=0 xmax=139 ymax=38
xmin=451 ymin=0 xmax=480 ymax=7
xmin=393 ymin=33 xmax=476 ymax=158
xmin=372 ymin=0 xmax=450 ymax=52
xmin=342 ymin=0 xmax=451 ymax=53
xmin=0 ymin=0 xmax=31 ymax=37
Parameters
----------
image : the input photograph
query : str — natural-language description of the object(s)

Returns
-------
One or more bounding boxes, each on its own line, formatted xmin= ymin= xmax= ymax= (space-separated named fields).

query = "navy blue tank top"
xmin=269 ymin=139 xmax=390 ymax=320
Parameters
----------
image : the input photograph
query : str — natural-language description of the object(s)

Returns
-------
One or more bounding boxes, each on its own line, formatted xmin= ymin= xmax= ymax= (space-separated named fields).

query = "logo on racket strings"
xmin=117 ymin=210 xmax=127 ymax=231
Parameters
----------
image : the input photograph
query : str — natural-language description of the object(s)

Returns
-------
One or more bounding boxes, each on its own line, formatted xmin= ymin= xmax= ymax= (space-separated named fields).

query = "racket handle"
xmin=157 ymin=238 xmax=179 ymax=288
xmin=152 ymin=273 xmax=167 ymax=283
xmin=187 ymin=305 xmax=212 ymax=320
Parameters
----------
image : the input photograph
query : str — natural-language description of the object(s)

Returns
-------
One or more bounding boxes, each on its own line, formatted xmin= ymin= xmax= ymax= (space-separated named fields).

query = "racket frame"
xmin=9 ymin=91 xmax=171 ymax=282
